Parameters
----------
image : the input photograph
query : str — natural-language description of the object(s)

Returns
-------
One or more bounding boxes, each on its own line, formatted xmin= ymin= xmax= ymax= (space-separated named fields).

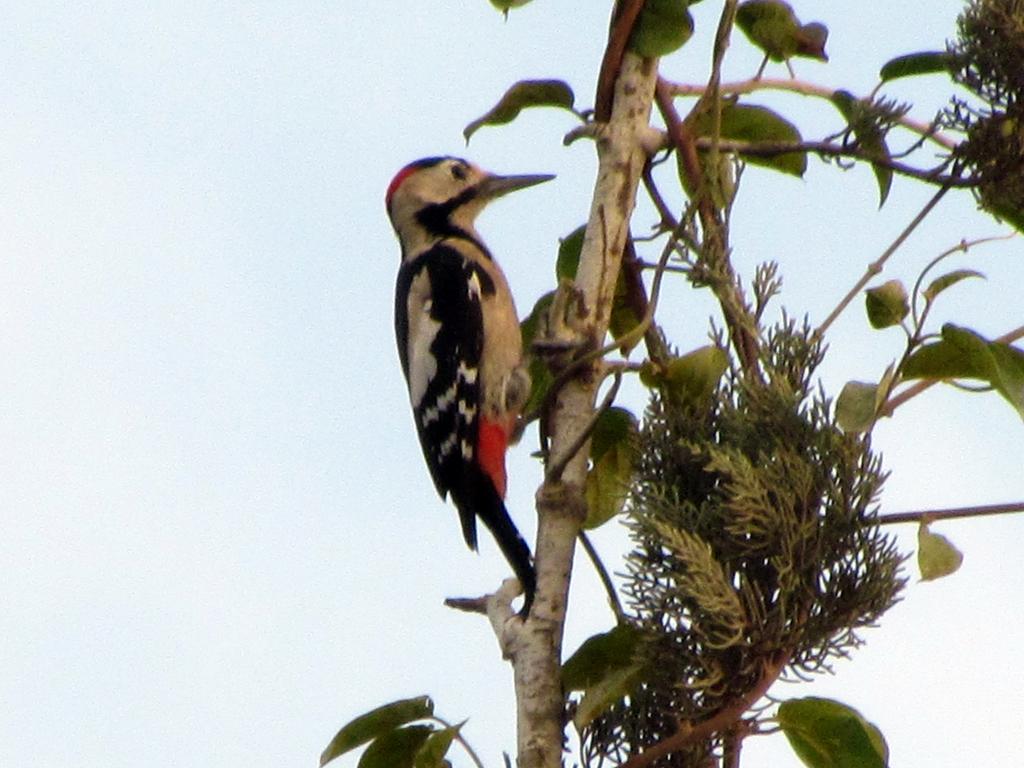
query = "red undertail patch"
xmin=477 ymin=417 xmax=510 ymax=498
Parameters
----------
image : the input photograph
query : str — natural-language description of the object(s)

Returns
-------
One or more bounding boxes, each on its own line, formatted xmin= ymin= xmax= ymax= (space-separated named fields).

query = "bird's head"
xmin=386 ymin=156 xmax=553 ymax=254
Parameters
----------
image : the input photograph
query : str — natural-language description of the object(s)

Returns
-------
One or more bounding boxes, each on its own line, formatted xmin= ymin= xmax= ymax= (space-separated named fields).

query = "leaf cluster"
xmin=947 ymin=0 xmax=1024 ymax=229
xmin=582 ymin=320 xmax=905 ymax=767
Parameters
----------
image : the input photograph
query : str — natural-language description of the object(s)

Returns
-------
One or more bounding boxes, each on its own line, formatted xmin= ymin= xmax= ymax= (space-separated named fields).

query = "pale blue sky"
xmin=2 ymin=2 xmax=1021 ymax=767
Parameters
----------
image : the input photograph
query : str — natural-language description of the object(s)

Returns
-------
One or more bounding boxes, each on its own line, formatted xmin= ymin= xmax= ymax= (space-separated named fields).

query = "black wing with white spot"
xmin=395 ymin=244 xmax=493 ymax=548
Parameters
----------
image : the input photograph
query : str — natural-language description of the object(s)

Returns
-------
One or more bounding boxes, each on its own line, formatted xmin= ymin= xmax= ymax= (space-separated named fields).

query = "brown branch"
xmin=878 ymin=501 xmax=1024 ymax=525
xmin=595 ymin=0 xmax=648 ymax=122
xmin=655 ymin=77 xmax=760 ymax=372
xmin=621 ymin=235 xmax=672 ymax=364
xmin=619 ymin=651 xmax=790 ymax=768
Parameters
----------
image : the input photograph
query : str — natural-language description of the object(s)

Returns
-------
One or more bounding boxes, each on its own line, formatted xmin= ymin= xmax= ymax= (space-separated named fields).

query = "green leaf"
xmin=562 ymin=624 xmax=644 ymax=691
xmin=641 ymin=346 xmax=729 ymax=410
xmin=520 ymin=292 xmax=556 ymax=414
xmin=321 ymin=697 xmax=434 ymax=766
xmin=835 ymin=381 xmax=879 ymax=433
xmin=903 ymin=324 xmax=1024 ymax=418
xmin=736 ymin=0 xmax=828 ymax=62
xmin=464 ymin=79 xmax=576 ymax=142
xmin=694 ymin=103 xmax=807 ymax=177
xmin=917 ymin=523 xmax=964 ymax=581
xmin=864 ymin=280 xmax=908 ymax=329
xmin=609 ymin=269 xmax=642 ymax=350
xmin=831 ymin=90 xmax=893 ymax=206
xmin=358 ymin=726 xmax=434 ymax=768
xmin=629 ymin=0 xmax=695 ymax=57
xmin=555 ymin=225 xmax=585 ymax=280
xmin=574 ymin=663 xmax=644 ymax=730
xmin=555 ymin=224 xmax=641 ymax=349
xmin=414 ymin=724 xmax=460 ymax=768
xmin=922 ymin=268 xmax=984 ymax=304
xmin=778 ymin=697 xmax=888 ymax=768
xmin=563 ymin=624 xmax=645 ymax=728
xmin=584 ymin=407 xmax=639 ymax=528
xmin=879 ymin=51 xmax=956 ymax=82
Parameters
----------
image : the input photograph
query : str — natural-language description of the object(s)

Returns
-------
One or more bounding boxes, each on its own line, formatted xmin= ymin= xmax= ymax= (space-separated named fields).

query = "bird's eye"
xmin=450 ymin=163 xmax=467 ymax=181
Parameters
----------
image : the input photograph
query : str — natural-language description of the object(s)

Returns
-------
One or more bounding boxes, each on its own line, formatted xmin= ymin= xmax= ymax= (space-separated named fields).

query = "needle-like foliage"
xmin=947 ymin=0 xmax=1024 ymax=229
xmin=582 ymin=319 xmax=905 ymax=767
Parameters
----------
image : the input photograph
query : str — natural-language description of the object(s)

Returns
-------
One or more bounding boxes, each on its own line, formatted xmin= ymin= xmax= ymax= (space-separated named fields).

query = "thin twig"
xmin=686 ymin=138 xmax=972 ymax=187
xmin=547 ymin=370 xmax=623 ymax=482
xmin=668 ymin=77 xmax=957 ymax=150
xmin=910 ymin=231 xmax=1017 ymax=326
xmin=815 ymin=185 xmax=950 ymax=340
xmin=578 ymin=530 xmax=626 ymax=621
xmin=878 ymin=501 xmax=1024 ymax=525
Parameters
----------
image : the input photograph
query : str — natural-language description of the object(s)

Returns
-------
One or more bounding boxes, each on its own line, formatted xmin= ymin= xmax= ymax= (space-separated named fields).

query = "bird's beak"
xmin=476 ymin=172 xmax=555 ymax=200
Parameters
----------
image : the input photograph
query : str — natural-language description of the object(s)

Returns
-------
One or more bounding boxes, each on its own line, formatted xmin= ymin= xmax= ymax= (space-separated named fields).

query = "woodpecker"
xmin=387 ymin=156 xmax=552 ymax=614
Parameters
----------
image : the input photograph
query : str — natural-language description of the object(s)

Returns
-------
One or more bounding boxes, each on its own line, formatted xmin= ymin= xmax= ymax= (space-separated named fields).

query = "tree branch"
xmin=878 ymin=501 xmax=1024 ymax=525
xmin=513 ymin=50 xmax=659 ymax=768
xmin=618 ymin=651 xmax=790 ymax=768
xmin=667 ymin=77 xmax=958 ymax=150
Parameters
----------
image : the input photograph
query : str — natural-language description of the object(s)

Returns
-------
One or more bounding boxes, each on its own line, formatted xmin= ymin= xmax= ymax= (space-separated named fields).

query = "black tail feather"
xmin=453 ymin=470 xmax=536 ymax=615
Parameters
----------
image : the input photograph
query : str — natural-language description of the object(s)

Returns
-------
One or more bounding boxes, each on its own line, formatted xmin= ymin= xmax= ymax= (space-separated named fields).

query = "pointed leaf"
xmin=358 ymin=726 xmax=434 ymax=768
xmin=609 ymin=270 xmax=643 ymax=348
xmin=922 ymin=269 xmax=984 ymax=304
xmin=629 ymin=0 xmax=694 ymax=57
xmin=556 ymin=225 xmax=585 ymax=280
xmin=563 ymin=623 xmax=648 ymax=729
xmin=414 ymin=724 xmax=461 ymax=768
xmin=694 ymin=103 xmax=807 ymax=176
xmin=464 ymin=79 xmax=576 ymax=142
xmin=520 ymin=292 xmax=556 ymax=414
xmin=904 ymin=324 xmax=1024 ymax=418
xmin=778 ymin=697 xmax=888 ymax=768
xmin=836 ymin=381 xmax=879 ymax=433
xmin=879 ymin=51 xmax=956 ymax=82
xmin=321 ymin=697 xmax=434 ymax=766
xmin=573 ymin=663 xmax=644 ymax=730
xmin=831 ymin=91 xmax=893 ymax=205
xmin=562 ymin=624 xmax=644 ymax=691
xmin=584 ymin=407 xmax=638 ymax=528
xmin=864 ymin=280 xmax=908 ymax=329
xmin=918 ymin=523 xmax=963 ymax=581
